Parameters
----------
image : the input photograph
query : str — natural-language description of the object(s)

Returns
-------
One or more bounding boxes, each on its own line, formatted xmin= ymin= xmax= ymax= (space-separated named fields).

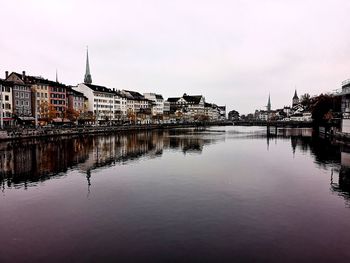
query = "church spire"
xmin=293 ymin=89 xmax=298 ymax=99
xmin=267 ymin=94 xmax=271 ymax=111
xmin=292 ymin=89 xmax=299 ymax=106
xmin=84 ymin=47 xmax=92 ymax=84
xmin=55 ymin=69 xmax=58 ymax=83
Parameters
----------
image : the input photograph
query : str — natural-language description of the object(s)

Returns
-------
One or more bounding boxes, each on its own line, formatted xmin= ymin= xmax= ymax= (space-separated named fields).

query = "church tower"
xmin=84 ymin=47 xmax=92 ymax=84
xmin=292 ymin=89 xmax=299 ymax=107
xmin=267 ymin=94 xmax=271 ymax=111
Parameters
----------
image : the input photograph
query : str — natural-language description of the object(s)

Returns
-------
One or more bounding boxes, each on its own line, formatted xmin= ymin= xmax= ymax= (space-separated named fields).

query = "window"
xmin=5 ymin=95 xmax=9 ymax=101
xmin=25 ymin=93 xmax=29 ymax=98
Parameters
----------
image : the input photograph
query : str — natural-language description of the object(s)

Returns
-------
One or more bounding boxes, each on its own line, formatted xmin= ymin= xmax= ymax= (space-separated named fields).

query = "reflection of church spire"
xmin=291 ymin=137 xmax=297 ymax=157
xmin=86 ymin=170 xmax=91 ymax=198
xmin=267 ymin=135 xmax=270 ymax=151
xmin=1 ymin=180 xmax=5 ymax=193
xmin=84 ymin=47 xmax=92 ymax=84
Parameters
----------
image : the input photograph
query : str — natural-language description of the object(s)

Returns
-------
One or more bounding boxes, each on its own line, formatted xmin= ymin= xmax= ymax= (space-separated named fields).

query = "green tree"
xmin=300 ymin=93 xmax=311 ymax=108
xmin=311 ymin=94 xmax=333 ymax=125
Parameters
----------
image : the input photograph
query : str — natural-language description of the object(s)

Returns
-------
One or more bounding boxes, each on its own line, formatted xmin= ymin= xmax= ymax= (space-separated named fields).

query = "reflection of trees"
xmin=330 ymin=149 xmax=350 ymax=204
xmin=0 ymin=129 xmax=219 ymax=187
xmin=331 ymin=166 xmax=350 ymax=203
xmin=285 ymin=132 xmax=350 ymax=204
xmin=291 ymin=136 xmax=340 ymax=166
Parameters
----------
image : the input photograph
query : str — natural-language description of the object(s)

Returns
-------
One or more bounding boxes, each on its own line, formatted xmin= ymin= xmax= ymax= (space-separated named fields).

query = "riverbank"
xmin=0 ymin=121 xmax=233 ymax=141
xmin=233 ymin=120 xmax=313 ymax=127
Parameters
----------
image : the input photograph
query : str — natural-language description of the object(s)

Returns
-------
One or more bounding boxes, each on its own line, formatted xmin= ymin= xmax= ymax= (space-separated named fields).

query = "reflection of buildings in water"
xmin=331 ymin=151 xmax=350 ymax=203
xmin=277 ymin=128 xmax=313 ymax=137
xmin=0 ymin=129 xmax=218 ymax=187
xmin=167 ymin=136 xmax=204 ymax=154
xmin=0 ymin=138 xmax=92 ymax=185
xmin=288 ymin=134 xmax=340 ymax=167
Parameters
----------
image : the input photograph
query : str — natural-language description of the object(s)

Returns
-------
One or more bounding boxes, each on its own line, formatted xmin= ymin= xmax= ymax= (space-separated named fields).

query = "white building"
xmin=163 ymin=101 xmax=170 ymax=113
xmin=144 ymin=93 xmax=164 ymax=116
xmin=75 ymin=83 xmax=119 ymax=122
xmin=205 ymin=103 xmax=220 ymax=121
xmin=167 ymin=93 xmax=205 ymax=120
xmin=121 ymin=90 xmax=151 ymax=114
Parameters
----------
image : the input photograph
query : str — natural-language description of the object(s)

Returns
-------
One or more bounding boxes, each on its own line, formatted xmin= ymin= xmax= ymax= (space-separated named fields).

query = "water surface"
xmin=1 ymin=126 xmax=350 ymax=262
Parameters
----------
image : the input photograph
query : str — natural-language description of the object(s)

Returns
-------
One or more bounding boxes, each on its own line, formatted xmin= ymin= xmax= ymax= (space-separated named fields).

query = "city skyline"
xmin=2 ymin=0 xmax=350 ymax=113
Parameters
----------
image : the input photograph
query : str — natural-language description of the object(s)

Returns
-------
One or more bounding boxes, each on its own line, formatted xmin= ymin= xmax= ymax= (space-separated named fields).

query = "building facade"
xmin=6 ymin=72 xmax=33 ymax=120
xmin=167 ymin=93 xmax=205 ymax=121
xmin=144 ymin=93 xmax=164 ymax=116
xmin=0 ymin=79 xmax=14 ymax=126
xmin=67 ymin=87 xmax=87 ymax=113
xmin=75 ymin=83 xmax=116 ymax=122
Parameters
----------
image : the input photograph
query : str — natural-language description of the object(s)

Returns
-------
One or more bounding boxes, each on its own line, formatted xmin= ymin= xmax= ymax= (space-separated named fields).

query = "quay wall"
xmin=0 ymin=121 xmax=233 ymax=141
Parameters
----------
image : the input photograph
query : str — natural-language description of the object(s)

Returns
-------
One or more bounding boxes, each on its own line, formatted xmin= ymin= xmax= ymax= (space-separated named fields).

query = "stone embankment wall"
xmin=0 ymin=122 xmax=233 ymax=141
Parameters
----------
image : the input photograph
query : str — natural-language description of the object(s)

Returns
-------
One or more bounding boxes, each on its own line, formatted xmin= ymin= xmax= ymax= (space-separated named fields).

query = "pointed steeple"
xmin=293 ymin=89 xmax=298 ymax=99
xmin=292 ymin=89 xmax=299 ymax=106
xmin=55 ymin=69 xmax=58 ymax=83
xmin=84 ymin=47 xmax=92 ymax=84
xmin=267 ymin=94 xmax=271 ymax=111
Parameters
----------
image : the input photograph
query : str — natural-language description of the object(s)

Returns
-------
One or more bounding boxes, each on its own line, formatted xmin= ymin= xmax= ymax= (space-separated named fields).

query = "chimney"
xmin=5 ymin=71 xmax=8 ymax=79
xmin=22 ymin=71 xmax=26 ymax=80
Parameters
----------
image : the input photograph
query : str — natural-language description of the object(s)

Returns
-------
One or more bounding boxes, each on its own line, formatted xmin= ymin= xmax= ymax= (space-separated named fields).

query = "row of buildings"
xmin=248 ymin=91 xmax=312 ymax=122
xmin=0 ymin=50 xmax=226 ymax=127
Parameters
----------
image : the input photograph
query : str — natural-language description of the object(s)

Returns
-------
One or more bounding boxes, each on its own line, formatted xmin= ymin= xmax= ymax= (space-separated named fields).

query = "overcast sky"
xmin=2 ymin=0 xmax=350 ymax=113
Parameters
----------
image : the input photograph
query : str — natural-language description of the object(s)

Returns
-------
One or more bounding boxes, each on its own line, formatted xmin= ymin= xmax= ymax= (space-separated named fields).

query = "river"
xmin=1 ymin=126 xmax=350 ymax=262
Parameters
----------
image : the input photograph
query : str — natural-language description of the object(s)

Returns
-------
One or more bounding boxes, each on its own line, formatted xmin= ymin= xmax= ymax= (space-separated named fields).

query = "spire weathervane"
xmin=84 ymin=46 xmax=92 ymax=84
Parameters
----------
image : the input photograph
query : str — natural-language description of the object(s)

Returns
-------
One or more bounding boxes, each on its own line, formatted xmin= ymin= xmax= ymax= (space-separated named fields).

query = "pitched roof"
xmin=84 ymin=83 xmax=113 ymax=93
xmin=155 ymin=94 xmax=163 ymax=99
xmin=167 ymin=97 xmax=180 ymax=102
xmin=29 ymin=77 xmax=67 ymax=87
xmin=217 ymin=106 xmax=226 ymax=111
xmin=123 ymin=90 xmax=145 ymax=100
xmin=123 ymin=90 xmax=149 ymax=101
xmin=0 ymin=79 xmax=13 ymax=86
xmin=67 ymin=87 xmax=85 ymax=97
xmin=183 ymin=95 xmax=203 ymax=104
xmin=7 ymin=72 xmax=67 ymax=87
xmin=205 ymin=102 xmax=218 ymax=108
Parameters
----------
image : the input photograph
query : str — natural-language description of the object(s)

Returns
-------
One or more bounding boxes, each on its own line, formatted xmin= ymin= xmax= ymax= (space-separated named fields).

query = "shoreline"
xmin=0 ymin=121 xmax=233 ymax=141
